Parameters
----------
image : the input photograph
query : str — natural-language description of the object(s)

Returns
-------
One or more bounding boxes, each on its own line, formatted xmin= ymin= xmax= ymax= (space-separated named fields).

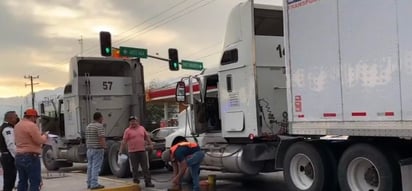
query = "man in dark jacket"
xmin=0 ymin=111 xmax=19 ymax=191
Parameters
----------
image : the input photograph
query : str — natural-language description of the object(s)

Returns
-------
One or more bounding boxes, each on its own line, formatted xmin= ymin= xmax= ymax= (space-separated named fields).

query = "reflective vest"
xmin=170 ymin=142 xmax=198 ymax=157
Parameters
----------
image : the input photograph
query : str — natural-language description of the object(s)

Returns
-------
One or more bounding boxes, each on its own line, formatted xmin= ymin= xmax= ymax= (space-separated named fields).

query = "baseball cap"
xmin=24 ymin=109 xmax=39 ymax=117
xmin=128 ymin=116 xmax=138 ymax=121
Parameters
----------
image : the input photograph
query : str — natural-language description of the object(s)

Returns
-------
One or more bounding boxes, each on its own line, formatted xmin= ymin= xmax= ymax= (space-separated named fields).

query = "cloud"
xmin=0 ymin=0 xmax=283 ymax=98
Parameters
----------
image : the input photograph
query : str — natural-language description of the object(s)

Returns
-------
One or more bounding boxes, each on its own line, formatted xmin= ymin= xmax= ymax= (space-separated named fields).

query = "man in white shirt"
xmin=0 ymin=111 xmax=18 ymax=191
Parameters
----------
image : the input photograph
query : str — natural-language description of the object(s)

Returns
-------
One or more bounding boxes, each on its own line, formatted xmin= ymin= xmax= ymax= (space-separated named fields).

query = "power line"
xmin=113 ymin=0 xmax=189 ymax=44
xmin=186 ymin=41 xmax=222 ymax=59
xmin=83 ymin=0 xmax=200 ymax=55
xmin=24 ymin=75 xmax=39 ymax=109
xmin=27 ymin=0 xmax=218 ymax=86
xmin=26 ymin=0 xmax=193 ymax=76
xmin=115 ymin=0 xmax=216 ymax=45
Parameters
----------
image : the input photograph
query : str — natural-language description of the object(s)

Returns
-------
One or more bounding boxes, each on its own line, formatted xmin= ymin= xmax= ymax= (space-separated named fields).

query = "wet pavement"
xmin=41 ymin=163 xmax=290 ymax=191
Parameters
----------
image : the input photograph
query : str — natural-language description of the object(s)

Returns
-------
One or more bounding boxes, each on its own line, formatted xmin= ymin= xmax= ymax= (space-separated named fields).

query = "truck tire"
xmin=108 ymin=142 xmax=131 ymax=178
xmin=42 ymin=145 xmax=73 ymax=171
xmin=338 ymin=143 xmax=399 ymax=191
xmin=283 ymin=142 xmax=337 ymax=191
xmin=42 ymin=145 xmax=59 ymax=171
xmin=100 ymin=140 xmax=114 ymax=175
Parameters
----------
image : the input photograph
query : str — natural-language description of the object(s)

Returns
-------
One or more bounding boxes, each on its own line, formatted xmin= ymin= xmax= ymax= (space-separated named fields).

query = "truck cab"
xmin=40 ymin=56 xmax=146 ymax=177
xmin=165 ymin=1 xmax=287 ymax=175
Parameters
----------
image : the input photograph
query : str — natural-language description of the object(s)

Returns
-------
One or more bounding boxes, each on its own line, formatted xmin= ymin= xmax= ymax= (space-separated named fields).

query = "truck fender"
xmin=274 ymin=135 xmax=303 ymax=170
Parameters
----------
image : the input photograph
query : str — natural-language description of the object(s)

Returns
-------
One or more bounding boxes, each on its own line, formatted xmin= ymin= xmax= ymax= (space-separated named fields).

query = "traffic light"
xmin=100 ymin=31 xmax=111 ymax=56
xmin=168 ymin=48 xmax=179 ymax=71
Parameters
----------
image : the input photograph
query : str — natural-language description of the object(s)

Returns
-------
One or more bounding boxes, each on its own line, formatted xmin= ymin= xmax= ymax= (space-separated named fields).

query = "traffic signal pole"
xmin=147 ymin=55 xmax=170 ymax=62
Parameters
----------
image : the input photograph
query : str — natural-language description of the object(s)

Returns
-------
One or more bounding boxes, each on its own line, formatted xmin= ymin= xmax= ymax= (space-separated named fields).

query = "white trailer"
xmin=165 ymin=0 xmax=412 ymax=190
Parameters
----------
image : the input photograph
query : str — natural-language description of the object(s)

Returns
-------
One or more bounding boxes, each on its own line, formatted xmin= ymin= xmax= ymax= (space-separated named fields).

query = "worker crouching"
xmin=162 ymin=139 xmax=205 ymax=191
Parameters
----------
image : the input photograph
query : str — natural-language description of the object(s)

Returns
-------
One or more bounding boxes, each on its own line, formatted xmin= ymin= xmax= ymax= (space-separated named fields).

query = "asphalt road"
xmin=54 ymin=163 xmax=290 ymax=191
xmin=106 ymin=168 xmax=289 ymax=191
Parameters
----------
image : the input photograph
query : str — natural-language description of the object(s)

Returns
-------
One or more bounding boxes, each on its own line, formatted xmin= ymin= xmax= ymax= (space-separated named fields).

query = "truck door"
xmin=219 ymin=1 xmax=258 ymax=138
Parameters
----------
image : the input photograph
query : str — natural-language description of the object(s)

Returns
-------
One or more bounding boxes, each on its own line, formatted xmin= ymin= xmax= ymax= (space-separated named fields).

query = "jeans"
xmin=15 ymin=153 xmax=41 ymax=191
xmin=86 ymin=149 xmax=104 ymax=188
xmin=185 ymin=151 xmax=205 ymax=191
xmin=1 ymin=153 xmax=17 ymax=191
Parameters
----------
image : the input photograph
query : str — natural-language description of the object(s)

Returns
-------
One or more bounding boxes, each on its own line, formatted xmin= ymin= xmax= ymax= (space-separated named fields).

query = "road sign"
xmin=181 ymin=60 xmax=203 ymax=71
xmin=119 ymin=46 xmax=148 ymax=58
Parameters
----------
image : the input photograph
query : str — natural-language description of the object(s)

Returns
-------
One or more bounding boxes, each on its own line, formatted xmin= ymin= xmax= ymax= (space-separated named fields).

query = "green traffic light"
xmin=173 ymin=62 xmax=178 ymax=68
xmin=105 ymin=47 xmax=111 ymax=54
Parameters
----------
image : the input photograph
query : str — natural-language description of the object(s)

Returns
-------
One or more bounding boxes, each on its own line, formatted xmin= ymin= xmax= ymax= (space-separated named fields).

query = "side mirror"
xmin=175 ymin=81 xmax=186 ymax=103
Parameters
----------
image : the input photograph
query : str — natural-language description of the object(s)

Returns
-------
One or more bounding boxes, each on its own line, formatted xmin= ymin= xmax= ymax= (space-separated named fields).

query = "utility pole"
xmin=24 ymin=75 xmax=39 ymax=109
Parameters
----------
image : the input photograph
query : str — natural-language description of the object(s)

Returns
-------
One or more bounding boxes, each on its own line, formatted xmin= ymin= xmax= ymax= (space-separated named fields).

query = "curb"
xmin=89 ymin=175 xmax=141 ymax=191
xmin=96 ymin=184 xmax=140 ymax=191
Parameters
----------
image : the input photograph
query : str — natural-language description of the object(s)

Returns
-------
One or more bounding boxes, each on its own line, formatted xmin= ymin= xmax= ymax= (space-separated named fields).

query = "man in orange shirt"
xmin=119 ymin=116 xmax=154 ymax=187
xmin=14 ymin=109 xmax=47 ymax=191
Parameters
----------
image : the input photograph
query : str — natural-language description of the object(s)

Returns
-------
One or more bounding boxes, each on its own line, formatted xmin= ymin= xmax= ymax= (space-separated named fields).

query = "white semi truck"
xmin=164 ymin=0 xmax=412 ymax=190
xmin=39 ymin=56 xmax=148 ymax=177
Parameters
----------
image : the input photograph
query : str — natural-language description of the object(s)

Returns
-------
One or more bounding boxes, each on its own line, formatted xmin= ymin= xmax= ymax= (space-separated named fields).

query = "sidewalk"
xmin=41 ymin=171 xmax=140 ymax=191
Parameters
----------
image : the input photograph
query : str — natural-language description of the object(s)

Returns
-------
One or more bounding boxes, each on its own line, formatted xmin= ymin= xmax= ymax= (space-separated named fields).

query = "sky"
xmin=0 ymin=0 xmax=282 ymax=98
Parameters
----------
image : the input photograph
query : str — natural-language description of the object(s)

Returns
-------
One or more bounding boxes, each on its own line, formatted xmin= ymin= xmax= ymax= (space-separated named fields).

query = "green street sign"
xmin=181 ymin=60 xmax=203 ymax=71
xmin=119 ymin=46 xmax=148 ymax=58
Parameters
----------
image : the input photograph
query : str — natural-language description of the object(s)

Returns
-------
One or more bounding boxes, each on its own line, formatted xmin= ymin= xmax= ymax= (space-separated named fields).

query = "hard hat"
xmin=161 ymin=149 xmax=172 ymax=162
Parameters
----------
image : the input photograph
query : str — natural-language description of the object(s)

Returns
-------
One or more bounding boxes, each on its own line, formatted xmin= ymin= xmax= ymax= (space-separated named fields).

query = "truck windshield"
xmin=77 ymin=60 xmax=131 ymax=77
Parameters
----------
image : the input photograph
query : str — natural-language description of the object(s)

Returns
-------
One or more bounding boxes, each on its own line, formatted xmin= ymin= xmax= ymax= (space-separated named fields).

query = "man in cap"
xmin=0 ymin=111 xmax=19 ymax=191
xmin=162 ymin=138 xmax=204 ymax=191
xmin=119 ymin=116 xmax=155 ymax=187
xmin=14 ymin=108 xmax=48 ymax=191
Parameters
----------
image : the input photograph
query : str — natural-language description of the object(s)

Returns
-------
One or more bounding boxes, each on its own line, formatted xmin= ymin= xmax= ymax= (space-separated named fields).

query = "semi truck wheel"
xmin=108 ymin=142 xmax=131 ymax=178
xmin=100 ymin=140 xmax=114 ymax=175
xmin=42 ymin=145 xmax=73 ymax=171
xmin=283 ymin=142 xmax=336 ymax=191
xmin=42 ymin=145 xmax=59 ymax=170
xmin=338 ymin=144 xmax=399 ymax=191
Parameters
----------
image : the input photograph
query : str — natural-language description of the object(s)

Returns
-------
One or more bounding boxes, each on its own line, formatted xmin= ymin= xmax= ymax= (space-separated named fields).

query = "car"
xmin=147 ymin=141 xmax=166 ymax=170
xmin=150 ymin=127 xmax=180 ymax=143
xmin=149 ymin=127 xmax=179 ymax=170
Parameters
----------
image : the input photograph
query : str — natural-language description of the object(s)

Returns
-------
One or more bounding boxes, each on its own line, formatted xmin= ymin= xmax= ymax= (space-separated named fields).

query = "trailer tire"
xmin=108 ymin=142 xmax=131 ymax=178
xmin=283 ymin=142 xmax=336 ymax=191
xmin=99 ymin=140 xmax=114 ymax=175
xmin=338 ymin=144 xmax=397 ymax=191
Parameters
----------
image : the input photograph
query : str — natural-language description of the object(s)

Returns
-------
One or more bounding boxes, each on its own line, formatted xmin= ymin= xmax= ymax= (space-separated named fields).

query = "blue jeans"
xmin=87 ymin=149 xmax=104 ymax=188
xmin=185 ymin=151 xmax=205 ymax=191
xmin=15 ymin=153 xmax=41 ymax=191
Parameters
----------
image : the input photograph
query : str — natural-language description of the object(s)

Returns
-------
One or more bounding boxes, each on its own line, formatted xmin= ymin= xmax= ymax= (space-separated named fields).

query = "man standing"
xmin=85 ymin=112 xmax=106 ymax=190
xmin=14 ymin=109 xmax=47 ymax=191
xmin=119 ymin=116 xmax=154 ymax=187
xmin=0 ymin=111 xmax=19 ymax=191
xmin=163 ymin=140 xmax=204 ymax=191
